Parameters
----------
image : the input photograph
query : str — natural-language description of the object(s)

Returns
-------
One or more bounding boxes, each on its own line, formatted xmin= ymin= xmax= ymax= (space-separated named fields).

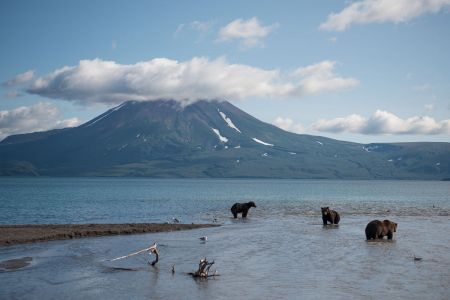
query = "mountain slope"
xmin=1 ymin=100 xmax=449 ymax=179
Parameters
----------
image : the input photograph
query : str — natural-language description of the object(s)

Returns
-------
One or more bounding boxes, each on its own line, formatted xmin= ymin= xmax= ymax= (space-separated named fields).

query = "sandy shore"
xmin=0 ymin=223 xmax=219 ymax=246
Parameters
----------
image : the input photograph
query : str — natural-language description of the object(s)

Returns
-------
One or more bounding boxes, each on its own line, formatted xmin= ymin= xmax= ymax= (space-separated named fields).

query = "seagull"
xmin=199 ymin=236 xmax=208 ymax=241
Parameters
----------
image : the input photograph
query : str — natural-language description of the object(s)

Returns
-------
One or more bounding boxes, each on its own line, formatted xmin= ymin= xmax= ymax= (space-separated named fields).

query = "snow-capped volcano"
xmin=0 ymin=100 xmax=449 ymax=179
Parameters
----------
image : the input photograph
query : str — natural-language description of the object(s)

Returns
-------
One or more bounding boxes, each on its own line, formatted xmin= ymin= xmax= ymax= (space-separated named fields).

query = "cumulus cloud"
xmin=25 ymin=57 xmax=358 ymax=105
xmin=0 ymin=102 xmax=80 ymax=140
xmin=293 ymin=60 xmax=358 ymax=95
xmin=312 ymin=110 xmax=450 ymax=135
xmin=217 ymin=17 xmax=279 ymax=49
xmin=2 ymin=70 xmax=35 ymax=87
xmin=320 ymin=0 xmax=450 ymax=31
xmin=273 ymin=117 xmax=305 ymax=133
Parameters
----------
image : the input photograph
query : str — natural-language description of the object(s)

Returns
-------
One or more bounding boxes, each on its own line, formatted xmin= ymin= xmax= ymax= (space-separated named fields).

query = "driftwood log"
xmin=106 ymin=242 xmax=159 ymax=264
xmin=188 ymin=258 xmax=219 ymax=278
xmin=148 ymin=243 xmax=159 ymax=266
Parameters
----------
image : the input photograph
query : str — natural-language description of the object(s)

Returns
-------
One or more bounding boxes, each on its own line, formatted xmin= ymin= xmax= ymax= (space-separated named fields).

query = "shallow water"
xmin=0 ymin=178 xmax=449 ymax=299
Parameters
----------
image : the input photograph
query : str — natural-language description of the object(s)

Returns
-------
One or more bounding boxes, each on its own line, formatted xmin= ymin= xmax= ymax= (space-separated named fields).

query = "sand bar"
xmin=0 ymin=223 xmax=219 ymax=246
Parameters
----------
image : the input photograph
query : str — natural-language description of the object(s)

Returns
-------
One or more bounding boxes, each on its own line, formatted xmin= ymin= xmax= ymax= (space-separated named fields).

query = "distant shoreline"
xmin=0 ymin=223 xmax=219 ymax=246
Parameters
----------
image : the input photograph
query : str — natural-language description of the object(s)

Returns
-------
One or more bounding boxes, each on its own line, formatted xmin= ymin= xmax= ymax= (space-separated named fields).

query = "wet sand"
xmin=0 ymin=257 xmax=32 ymax=270
xmin=0 ymin=223 xmax=219 ymax=246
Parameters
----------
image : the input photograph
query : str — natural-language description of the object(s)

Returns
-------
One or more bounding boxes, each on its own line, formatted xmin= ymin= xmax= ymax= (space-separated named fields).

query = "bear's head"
xmin=321 ymin=207 xmax=330 ymax=216
xmin=248 ymin=201 xmax=256 ymax=208
xmin=383 ymin=220 xmax=397 ymax=232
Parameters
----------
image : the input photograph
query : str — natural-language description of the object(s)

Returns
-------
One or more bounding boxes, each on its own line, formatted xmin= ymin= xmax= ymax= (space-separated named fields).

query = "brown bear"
xmin=321 ymin=207 xmax=340 ymax=225
xmin=231 ymin=201 xmax=256 ymax=218
xmin=365 ymin=219 xmax=397 ymax=240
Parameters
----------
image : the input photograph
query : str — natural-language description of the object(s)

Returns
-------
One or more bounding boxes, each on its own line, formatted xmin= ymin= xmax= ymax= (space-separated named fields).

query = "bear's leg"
xmin=387 ymin=232 xmax=393 ymax=239
xmin=242 ymin=208 xmax=248 ymax=218
xmin=232 ymin=212 xmax=237 ymax=218
xmin=322 ymin=217 xmax=328 ymax=225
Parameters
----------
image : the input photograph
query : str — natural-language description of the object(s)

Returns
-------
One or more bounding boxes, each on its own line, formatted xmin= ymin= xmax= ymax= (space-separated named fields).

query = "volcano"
xmin=0 ymin=100 xmax=449 ymax=179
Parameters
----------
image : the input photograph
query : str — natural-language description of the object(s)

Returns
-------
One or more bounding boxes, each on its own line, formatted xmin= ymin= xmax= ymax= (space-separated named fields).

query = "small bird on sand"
xmin=413 ymin=254 xmax=423 ymax=261
xmin=199 ymin=236 xmax=207 ymax=241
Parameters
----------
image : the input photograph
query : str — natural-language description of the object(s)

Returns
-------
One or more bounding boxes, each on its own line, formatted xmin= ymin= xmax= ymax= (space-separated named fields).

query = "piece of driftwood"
xmin=188 ymin=258 xmax=219 ymax=278
xmin=106 ymin=242 xmax=159 ymax=266
xmin=413 ymin=254 xmax=423 ymax=261
xmin=148 ymin=243 xmax=159 ymax=266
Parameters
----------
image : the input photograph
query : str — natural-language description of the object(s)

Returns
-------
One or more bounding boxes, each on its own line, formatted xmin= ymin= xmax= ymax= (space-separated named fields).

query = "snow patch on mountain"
xmin=252 ymin=138 xmax=274 ymax=146
xmin=218 ymin=110 xmax=241 ymax=133
xmin=85 ymin=102 xmax=126 ymax=127
xmin=362 ymin=145 xmax=380 ymax=152
xmin=212 ymin=128 xmax=228 ymax=143
xmin=316 ymin=141 xmax=323 ymax=146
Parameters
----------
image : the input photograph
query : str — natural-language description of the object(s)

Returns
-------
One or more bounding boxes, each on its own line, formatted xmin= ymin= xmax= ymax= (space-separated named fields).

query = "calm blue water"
xmin=1 ymin=178 xmax=450 ymax=299
xmin=1 ymin=178 xmax=449 ymax=224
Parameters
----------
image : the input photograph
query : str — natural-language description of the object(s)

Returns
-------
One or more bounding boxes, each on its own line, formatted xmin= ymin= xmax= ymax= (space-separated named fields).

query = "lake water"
xmin=1 ymin=178 xmax=449 ymax=299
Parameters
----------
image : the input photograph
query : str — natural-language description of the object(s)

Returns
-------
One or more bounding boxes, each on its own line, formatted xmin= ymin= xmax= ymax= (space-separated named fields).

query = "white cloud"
xmin=0 ymin=102 xmax=80 ymax=140
xmin=175 ymin=20 xmax=213 ymax=36
xmin=190 ymin=20 xmax=213 ymax=32
xmin=217 ymin=17 xmax=279 ymax=49
xmin=312 ymin=110 xmax=450 ymax=135
xmin=293 ymin=60 xmax=359 ymax=95
xmin=2 ymin=70 xmax=34 ymax=87
xmin=26 ymin=57 xmax=358 ymax=105
xmin=273 ymin=117 xmax=305 ymax=133
xmin=320 ymin=0 xmax=450 ymax=31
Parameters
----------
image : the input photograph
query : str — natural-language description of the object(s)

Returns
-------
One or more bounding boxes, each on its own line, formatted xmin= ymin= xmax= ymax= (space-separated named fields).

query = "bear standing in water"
xmin=231 ymin=201 xmax=256 ymax=218
xmin=321 ymin=207 xmax=340 ymax=225
xmin=365 ymin=219 xmax=397 ymax=240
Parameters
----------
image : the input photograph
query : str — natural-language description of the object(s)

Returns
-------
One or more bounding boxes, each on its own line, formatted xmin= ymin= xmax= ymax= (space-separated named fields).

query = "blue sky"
xmin=1 ymin=0 xmax=449 ymax=143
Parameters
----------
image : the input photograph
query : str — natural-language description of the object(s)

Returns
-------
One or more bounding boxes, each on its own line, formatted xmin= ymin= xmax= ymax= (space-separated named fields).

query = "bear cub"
xmin=231 ymin=201 xmax=256 ymax=218
xmin=321 ymin=207 xmax=340 ymax=225
xmin=365 ymin=219 xmax=397 ymax=240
